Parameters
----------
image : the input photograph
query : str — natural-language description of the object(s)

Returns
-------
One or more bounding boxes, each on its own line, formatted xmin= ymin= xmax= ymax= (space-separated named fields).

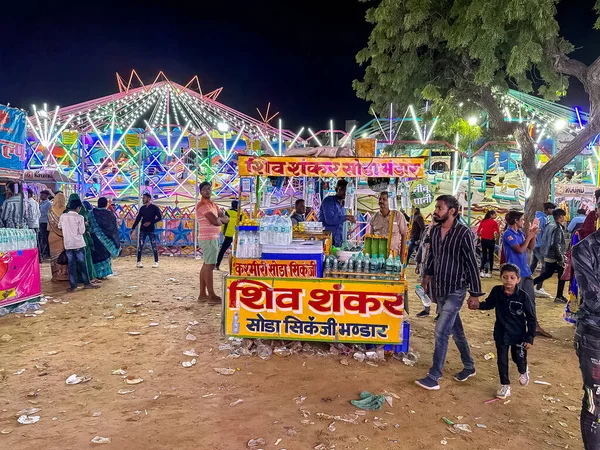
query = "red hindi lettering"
xmin=308 ymin=288 xmax=343 ymax=314
xmin=228 ymin=279 xmax=274 ymax=311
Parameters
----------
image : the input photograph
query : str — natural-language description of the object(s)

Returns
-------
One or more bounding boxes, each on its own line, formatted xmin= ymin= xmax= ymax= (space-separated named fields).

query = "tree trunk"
xmin=524 ymin=175 xmax=552 ymax=222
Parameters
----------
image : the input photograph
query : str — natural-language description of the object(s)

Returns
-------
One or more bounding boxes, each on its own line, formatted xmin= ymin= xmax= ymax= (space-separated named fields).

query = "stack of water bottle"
xmin=236 ymin=228 xmax=261 ymax=258
xmin=0 ymin=228 xmax=37 ymax=252
xmin=259 ymin=215 xmax=293 ymax=246
xmin=324 ymin=251 xmax=402 ymax=280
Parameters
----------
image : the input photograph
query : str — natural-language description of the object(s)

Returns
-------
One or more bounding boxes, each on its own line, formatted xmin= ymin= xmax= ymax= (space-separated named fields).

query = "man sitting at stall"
xmin=319 ymin=179 xmax=356 ymax=247
xmin=370 ymin=192 xmax=408 ymax=258
xmin=291 ymin=199 xmax=306 ymax=226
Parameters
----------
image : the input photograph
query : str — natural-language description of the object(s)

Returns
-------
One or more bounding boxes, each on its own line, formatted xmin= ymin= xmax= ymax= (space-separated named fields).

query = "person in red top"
xmin=477 ymin=210 xmax=500 ymax=278
xmin=196 ymin=182 xmax=229 ymax=304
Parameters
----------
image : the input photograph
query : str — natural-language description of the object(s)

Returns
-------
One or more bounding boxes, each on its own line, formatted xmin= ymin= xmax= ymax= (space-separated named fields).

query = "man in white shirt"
xmin=58 ymin=199 xmax=99 ymax=292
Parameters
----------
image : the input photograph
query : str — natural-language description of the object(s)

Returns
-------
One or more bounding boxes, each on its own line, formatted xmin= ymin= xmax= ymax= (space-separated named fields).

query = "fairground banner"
xmin=239 ymin=156 xmax=424 ymax=179
xmin=224 ymin=276 xmax=404 ymax=344
xmin=0 ymin=105 xmax=26 ymax=172
xmin=0 ymin=249 xmax=42 ymax=308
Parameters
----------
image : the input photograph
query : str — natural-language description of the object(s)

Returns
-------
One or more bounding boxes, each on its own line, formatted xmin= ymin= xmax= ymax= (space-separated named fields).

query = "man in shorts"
xmin=196 ymin=182 xmax=229 ymax=303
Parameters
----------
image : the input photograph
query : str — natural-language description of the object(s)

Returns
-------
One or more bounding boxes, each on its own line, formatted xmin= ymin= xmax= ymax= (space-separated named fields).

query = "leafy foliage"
xmin=353 ymin=0 xmax=566 ymax=130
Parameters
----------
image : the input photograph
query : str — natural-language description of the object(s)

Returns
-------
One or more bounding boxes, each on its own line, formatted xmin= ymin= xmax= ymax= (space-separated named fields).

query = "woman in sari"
xmin=66 ymin=193 xmax=97 ymax=282
xmin=87 ymin=197 xmax=120 ymax=279
xmin=48 ymin=193 xmax=69 ymax=282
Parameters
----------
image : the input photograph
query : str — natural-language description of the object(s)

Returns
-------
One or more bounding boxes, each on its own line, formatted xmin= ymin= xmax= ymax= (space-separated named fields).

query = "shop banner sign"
xmin=239 ymin=156 xmax=424 ymax=179
xmin=0 ymin=105 xmax=26 ymax=171
xmin=224 ymin=277 xmax=404 ymax=344
xmin=232 ymin=259 xmax=317 ymax=278
xmin=0 ymin=249 xmax=42 ymax=308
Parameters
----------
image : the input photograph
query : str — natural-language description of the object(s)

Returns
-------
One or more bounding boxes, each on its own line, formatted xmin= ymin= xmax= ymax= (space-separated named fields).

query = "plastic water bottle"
xmin=324 ymin=255 xmax=332 ymax=276
xmin=378 ymin=254 xmax=385 ymax=274
xmin=259 ymin=216 xmax=267 ymax=245
xmin=370 ymin=253 xmax=378 ymax=274
xmin=385 ymin=253 xmax=394 ymax=279
xmin=238 ymin=231 xmax=247 ymax=258
xmin=362 ymin=253 xmax=369 ymax=274
xmin=394 ymin=255 xmax=402 ymax=280
xmin=348 ymin=254 xmax=356 ymax=275
xmin=416 ymin=284 xmax=432 ymax=307
xmin=267 ymin=216 xmax=276 ymax=245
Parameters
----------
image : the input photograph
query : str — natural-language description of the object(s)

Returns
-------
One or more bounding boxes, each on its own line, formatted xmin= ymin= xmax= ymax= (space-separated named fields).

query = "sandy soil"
xmin=0 ymin=257 xmax=583 ymax=450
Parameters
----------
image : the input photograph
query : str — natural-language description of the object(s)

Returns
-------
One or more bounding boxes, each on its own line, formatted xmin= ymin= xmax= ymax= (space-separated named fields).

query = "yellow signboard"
xmin=224 ymin=277 xmax=404 ymax=344
xmin=232 ymin=259 xmax=318 ymax=278
xmin=238 ymin=156 xmax=424 ymax=179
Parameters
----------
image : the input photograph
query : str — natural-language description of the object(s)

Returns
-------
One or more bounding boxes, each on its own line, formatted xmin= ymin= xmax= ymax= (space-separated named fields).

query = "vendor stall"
xmin=0 ymin=104 xmax=42 ymax=310
xmin=223 ymin=156 xmax=424 ymax=349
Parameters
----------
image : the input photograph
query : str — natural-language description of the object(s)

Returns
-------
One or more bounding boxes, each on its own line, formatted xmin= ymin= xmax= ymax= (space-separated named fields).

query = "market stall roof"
xmin=23 ymin=169 xmax=75 ymax=183
xmin=238 ymin=156 xmax=424 ymax=179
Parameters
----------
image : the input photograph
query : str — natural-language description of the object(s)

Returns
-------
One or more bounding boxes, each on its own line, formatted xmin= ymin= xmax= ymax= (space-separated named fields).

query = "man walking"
xmin=38 ymin=190 xmax=52 ymax=258
xmin=407 ymin=208 xmax=425 ymax=263
xmin=415 ymin=195 xmax=482 ymax=391
xmin=130 ymin=193 xmax=162 ymax=268
xmin=534 ymin=208 xmax=568 ymax=303
xmin=215 ymin=200 xmax=238 ymax=271
xmin=572 ymin=228 xmax=600 ymax=449
xmin=530 ymin=202 xmax=555 ymax=297
xmin=58 ymin=198 xmax=99 ymax=292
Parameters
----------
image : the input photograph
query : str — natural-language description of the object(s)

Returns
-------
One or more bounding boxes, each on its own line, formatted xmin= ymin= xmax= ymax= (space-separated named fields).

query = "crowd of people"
xmin=405 ymin=192 xmax=600 ymax=449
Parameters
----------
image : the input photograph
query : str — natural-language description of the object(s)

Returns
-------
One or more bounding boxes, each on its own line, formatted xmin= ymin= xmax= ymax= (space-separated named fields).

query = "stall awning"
xmin=23 ymin=169 xmax=75 ymax=183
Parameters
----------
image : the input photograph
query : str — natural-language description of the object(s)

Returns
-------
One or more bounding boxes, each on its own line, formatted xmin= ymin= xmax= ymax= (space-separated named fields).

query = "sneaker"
xmin=496 ymin=384 xmax=511 ymax=399
xmin=152 ymin=262 xmax=159 ymax=268
xmin=486 ymin=273 xmax=492 ymax=278
xmin=137 ymin=262 xmax=143 ymax=268
xmin=480 ymin=271 xmax=485 ymax=278
xmin=519 ymin=368 xmax=530 ymax=386
xmin=415 ymin=376 xmax=440 ymax=391
xmin=554 ymin=296 xmax=568 ymax=304
xmin=535 ymin=288 xmax=552 ymax=298
xmin=454 ymin=368 xmax=476 ymax=382
xmin=434 ymin=314 xmax=440 ymax=322
xmin=416 ymin=307 xmax=430 ymax=318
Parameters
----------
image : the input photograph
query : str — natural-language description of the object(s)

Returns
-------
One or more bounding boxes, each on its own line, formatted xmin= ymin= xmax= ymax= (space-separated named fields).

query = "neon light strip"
xmin=257 ymin=127 xmax=276 ymax=153
xmin=370 ymin=107 xmax=389 ymax=142
xmin=423 ymin=117 xmax=438 ymax=144
xmin=409 ymin=105 xmax=425 ymax=144
xmin=307 ymin=128 xmax=322 ymax=147
xmin=288 ymin=127 xmax=304 ymax=149
xmin=340 ymin=125 xmax=356 ymax=147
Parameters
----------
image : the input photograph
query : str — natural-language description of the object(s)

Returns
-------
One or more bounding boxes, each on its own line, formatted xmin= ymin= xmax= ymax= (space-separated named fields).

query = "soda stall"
xmin=222 ymin=155 xmax=424 ymax=349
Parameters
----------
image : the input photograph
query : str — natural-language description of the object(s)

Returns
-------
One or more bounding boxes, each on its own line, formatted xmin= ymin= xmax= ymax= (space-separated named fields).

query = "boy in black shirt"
xmin=468 ymin=263 xmax=536 ymax=399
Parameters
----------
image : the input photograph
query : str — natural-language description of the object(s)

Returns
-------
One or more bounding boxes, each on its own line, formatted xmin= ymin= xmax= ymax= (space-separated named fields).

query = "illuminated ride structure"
xmin=24 ymin=71 xmax=303 ymax=254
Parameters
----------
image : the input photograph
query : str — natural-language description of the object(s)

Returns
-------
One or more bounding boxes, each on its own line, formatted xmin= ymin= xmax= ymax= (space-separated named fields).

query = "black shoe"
xmin=416 ymin=307 xmax=430 ymax=317
xmin=554 ymin=296 xmax=568 ymax=304
xmin=454 ymin=368 xmax=476 ymax=382
xmin=434 ymin=314 xmax=440 ymax=322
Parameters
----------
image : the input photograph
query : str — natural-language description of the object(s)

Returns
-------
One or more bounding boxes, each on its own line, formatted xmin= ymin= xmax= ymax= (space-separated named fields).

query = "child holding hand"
xmin=468 ymin=263 xmax=536 ymax=399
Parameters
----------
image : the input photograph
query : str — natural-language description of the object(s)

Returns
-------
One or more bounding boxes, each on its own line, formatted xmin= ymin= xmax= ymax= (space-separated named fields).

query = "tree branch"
xmin=514 ymin=125 xmax=538 ymax=178
xmin=545 ymin=41 xmax=589 ymax=88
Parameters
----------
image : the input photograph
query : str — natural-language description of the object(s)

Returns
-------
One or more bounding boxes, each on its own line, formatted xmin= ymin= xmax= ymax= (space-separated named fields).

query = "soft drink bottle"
xmin=416 ymin=284 xmax=432 ymax=307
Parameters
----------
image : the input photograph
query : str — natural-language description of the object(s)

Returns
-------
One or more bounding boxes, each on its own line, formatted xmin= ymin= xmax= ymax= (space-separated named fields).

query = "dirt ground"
xmin=0 ymin=257 xmax=583 ymax=450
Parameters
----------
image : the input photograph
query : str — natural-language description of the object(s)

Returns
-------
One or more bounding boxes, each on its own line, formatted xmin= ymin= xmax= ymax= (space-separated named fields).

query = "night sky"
xmin=0 ymin=0 xmax=598 ymax=130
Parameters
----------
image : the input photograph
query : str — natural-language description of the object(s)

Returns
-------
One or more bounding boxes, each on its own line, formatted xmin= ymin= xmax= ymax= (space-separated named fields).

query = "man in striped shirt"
xmin=416 ymin=195 xmax=483 ymax=391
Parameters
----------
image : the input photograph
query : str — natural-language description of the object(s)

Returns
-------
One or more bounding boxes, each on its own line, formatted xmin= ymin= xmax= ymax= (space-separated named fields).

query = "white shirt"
xmin=58 ymin=211 xmax=86 ymax=250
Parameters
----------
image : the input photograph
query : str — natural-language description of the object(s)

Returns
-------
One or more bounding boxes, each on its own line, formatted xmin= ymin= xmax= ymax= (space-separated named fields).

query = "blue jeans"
xmin=66 ymin=247 xmax=90 ymax=289
xmin=575 ymin=323 xmax=600 ymax=449
xmin=407 ymin=239 xmax=420 ymax=262
xmin=428 ymin=289 xmax=474 ymax=381
xmin=138 ymin=231 xmax=158 ymax=263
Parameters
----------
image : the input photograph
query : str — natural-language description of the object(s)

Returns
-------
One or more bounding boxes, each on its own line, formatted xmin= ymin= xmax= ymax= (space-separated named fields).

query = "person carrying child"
xmin=468 ymin=263 xmax=536 ymax=399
